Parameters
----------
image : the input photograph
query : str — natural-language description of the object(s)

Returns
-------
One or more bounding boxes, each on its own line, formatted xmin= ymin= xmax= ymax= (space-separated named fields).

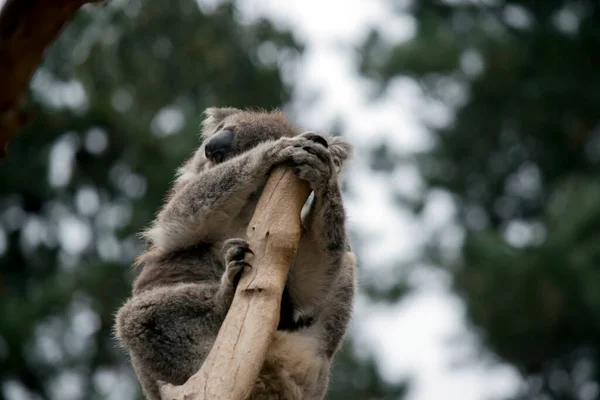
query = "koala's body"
xmin=114 ymin=108 xmax=356 ymax=400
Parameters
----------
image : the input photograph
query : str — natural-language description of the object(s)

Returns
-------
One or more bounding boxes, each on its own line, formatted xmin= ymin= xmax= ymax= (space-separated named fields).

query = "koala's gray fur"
xmin=114 ymin=108 xmax=356 ymax=400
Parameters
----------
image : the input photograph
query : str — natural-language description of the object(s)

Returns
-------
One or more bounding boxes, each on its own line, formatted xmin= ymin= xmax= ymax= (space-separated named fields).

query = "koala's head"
xmin=177 ymin=107 xmax=352 ymax=182
xmin=201 ymin=107 xmax=299 ymax=164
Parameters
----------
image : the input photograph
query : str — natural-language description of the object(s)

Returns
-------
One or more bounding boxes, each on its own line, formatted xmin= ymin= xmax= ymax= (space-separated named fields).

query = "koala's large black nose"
xmin=205 ymin=130 xmax=234 ymax=163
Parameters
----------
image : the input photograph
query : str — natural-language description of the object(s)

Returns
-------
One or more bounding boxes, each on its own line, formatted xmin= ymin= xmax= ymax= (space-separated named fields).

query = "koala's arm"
xmin=301 ymin=135 xmax=353 ymax=254
xmin=143 ymin=142 xmax=275 ymax=253
xmin=289 ymin=178 xmax=356 ymax=348
xmin=303 ymin=178 xmax=348 ymax=253
xmin=145 ymin=136 xmax=335 ymax=254
xmin=287 ymin=137 xmax=354 ymax=331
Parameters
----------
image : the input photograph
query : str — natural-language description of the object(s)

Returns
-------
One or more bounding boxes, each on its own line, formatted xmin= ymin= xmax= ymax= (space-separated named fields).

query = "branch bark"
xmin=0 ymin=0 xmax=103 ymax=156
xmin=160 ymin=166 xmax=311 ymax=400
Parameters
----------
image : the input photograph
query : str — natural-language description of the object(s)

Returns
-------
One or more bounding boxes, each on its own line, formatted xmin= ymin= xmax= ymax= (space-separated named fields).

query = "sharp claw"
xmin=234 ymin=261 xmax=251 ymax=269
xmin=227 ymin=261 xmax=252 ymax=284
xmin=223 ymin=239 xmax=254 ymax=263
xmin=301 ymin=132 xmax=329 ymax=148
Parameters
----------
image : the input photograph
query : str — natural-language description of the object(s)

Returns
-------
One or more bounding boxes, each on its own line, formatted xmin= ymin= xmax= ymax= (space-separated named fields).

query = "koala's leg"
xmin=116 ymin=242 xmax=253 ymax=399
xmin=115 ymin=281 xmax=237 ymax=399
xmin=115 ymin=283 xmax=221 ymax=377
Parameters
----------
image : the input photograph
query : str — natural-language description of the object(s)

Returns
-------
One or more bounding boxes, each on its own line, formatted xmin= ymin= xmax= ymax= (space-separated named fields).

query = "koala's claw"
xmin=225 ymin=261 xmax=252 ymax=286
xmin=222 ymin=238 xmax=253 ymax=286
xmin=299 ymin=131 xmax=329 ymax=149
xmin=267 ymin=133 xmax=334 ymax=191
xmin=223 ymin=238 xmax=253 ymax=261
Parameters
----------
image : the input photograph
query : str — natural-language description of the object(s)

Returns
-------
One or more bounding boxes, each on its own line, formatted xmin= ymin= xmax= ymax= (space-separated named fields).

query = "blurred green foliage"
xmin=0 ymin=1 xmax=400 ymax=399
xmin=361 ymin=1 xmax=600 ymax=398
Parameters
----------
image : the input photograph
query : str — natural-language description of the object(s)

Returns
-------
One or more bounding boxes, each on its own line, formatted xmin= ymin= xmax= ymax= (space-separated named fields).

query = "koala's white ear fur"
xmin=205 ymin=107 xmax=240 ymax=122
xmin=201 ymin=107 xmax=241 ymax=136
xmin=329 ymin=136 xmax=353 ymax=166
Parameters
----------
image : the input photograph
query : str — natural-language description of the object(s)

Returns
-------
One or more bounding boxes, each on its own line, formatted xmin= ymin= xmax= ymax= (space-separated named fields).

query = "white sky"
xmin=235 ymin=1 xmax=523 ymax=399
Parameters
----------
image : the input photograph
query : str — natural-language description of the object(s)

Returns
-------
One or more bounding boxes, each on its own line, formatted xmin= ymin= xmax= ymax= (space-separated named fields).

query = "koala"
xmin=114 ymin=107 xmax=356 ymax=400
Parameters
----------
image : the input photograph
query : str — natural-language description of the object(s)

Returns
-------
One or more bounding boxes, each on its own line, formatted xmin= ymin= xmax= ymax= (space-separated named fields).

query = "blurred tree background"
xmin=1 ymin=0 xmax=600 ymax=399
xmin=0 ymin=1 xmax=403 ymax=399
xmin=360 ymin=0 xmax=600 ymax=399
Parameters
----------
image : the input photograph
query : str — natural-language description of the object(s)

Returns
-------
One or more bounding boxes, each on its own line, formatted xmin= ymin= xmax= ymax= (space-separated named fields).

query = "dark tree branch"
xmin=0 ymin=0 xmax=104 ymax=156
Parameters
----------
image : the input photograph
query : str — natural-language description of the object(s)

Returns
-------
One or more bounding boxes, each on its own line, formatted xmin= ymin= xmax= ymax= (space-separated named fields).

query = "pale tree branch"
xmin=160 ymin=166 xmax=311 ymax=400
xmin=0 ymin=0 xmax=104 ymax=156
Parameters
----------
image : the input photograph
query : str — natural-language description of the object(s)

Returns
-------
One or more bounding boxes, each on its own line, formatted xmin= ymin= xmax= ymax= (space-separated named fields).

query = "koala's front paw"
xmin=222 ymin=238 xmax=254 ymax=287
xmin=269 ymin=132 xmax=334 ymax=191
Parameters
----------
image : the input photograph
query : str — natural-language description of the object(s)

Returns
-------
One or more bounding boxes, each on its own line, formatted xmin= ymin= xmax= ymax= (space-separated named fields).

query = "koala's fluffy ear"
xmin=200 ymin=107 xmax=240 ymax=136
xmin=329 ymin=136 xmax=353 ymax=168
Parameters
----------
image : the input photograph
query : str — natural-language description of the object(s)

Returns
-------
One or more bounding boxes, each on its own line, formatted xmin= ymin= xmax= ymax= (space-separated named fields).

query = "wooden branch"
xmin=0 ymin=0 xmax=104 ymax=156
xmin=160 ymin=166 xmax=311 ymax=400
